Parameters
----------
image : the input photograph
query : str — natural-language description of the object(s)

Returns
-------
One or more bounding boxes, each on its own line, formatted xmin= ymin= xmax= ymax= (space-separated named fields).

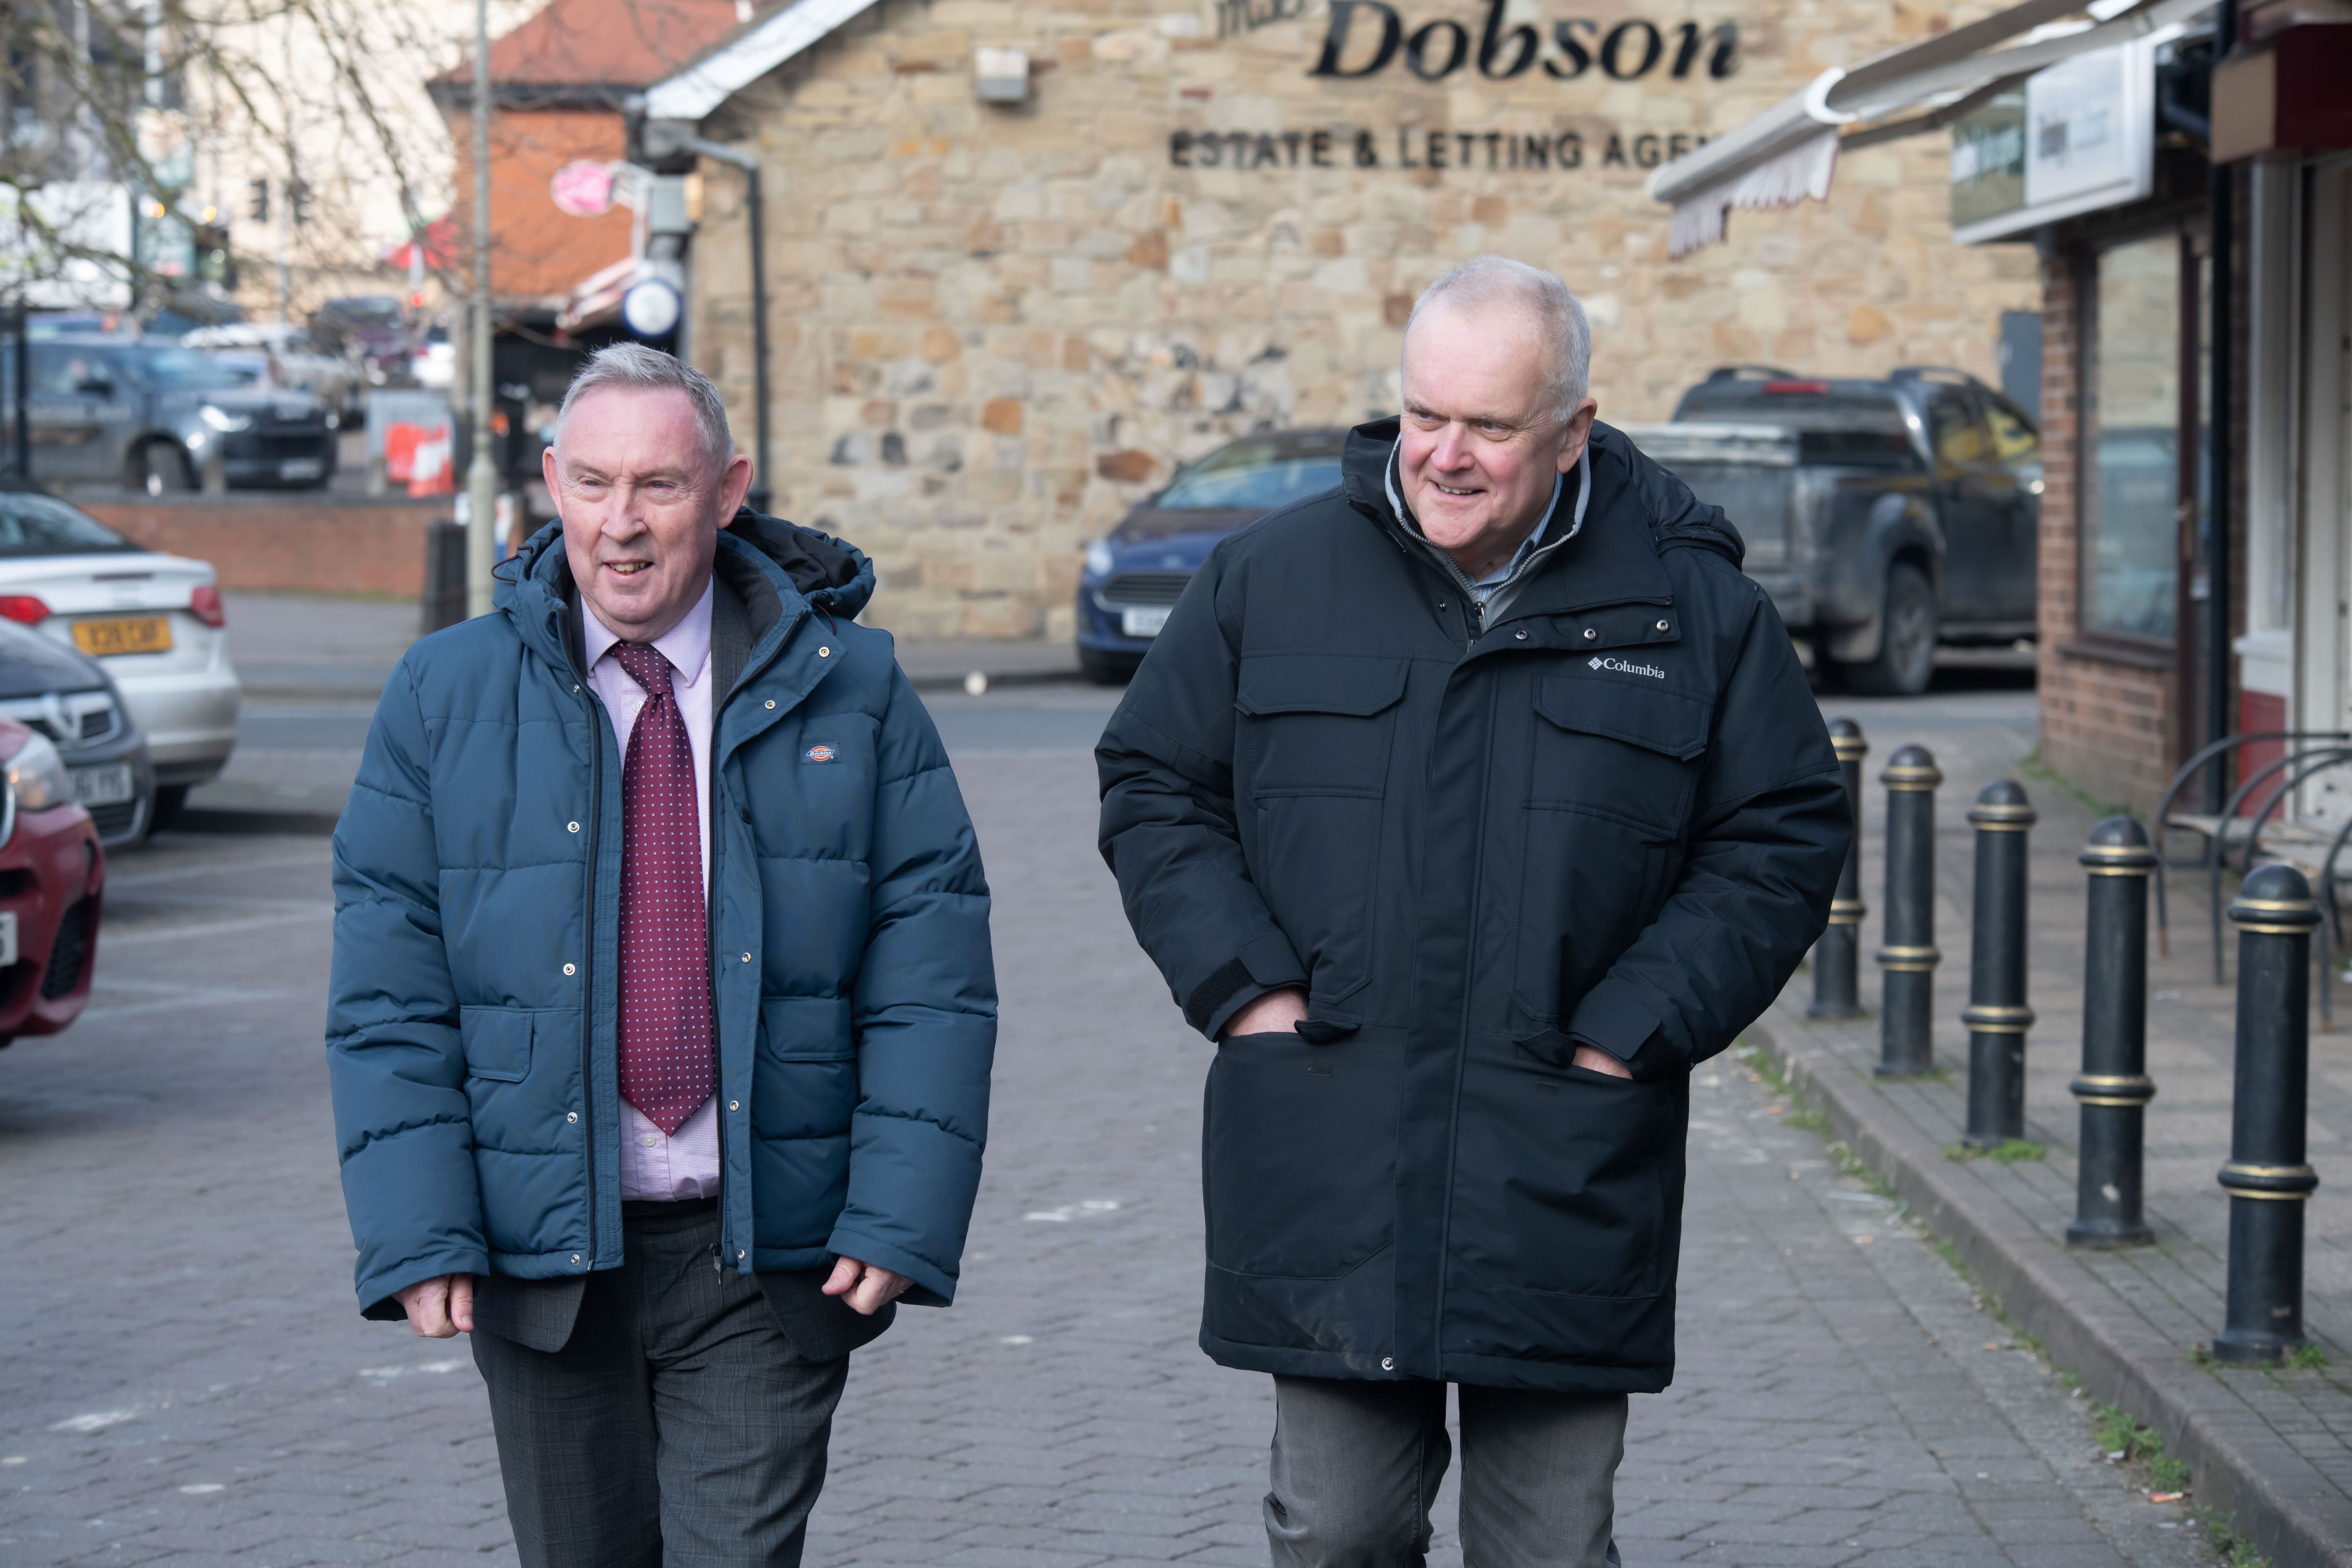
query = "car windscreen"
xmin=0 ymin=493 xmax=142 ymax=556
xmin=1158 ymin=443 xmax=1344 ymax=510
xmin=1676 ymin=393 xmax=1918 ymax=467
xmin=115 ymin=346 xmax=247 ymax=391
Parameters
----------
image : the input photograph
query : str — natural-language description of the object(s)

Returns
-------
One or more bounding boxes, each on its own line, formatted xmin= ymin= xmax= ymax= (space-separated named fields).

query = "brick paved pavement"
xmin=0 ymin=704 xmax=2216 ymax=1565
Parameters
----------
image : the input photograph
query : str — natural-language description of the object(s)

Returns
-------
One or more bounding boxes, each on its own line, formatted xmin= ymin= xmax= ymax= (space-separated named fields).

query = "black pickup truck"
xmin=1632 ymin=365 xmax=2042 ymax=696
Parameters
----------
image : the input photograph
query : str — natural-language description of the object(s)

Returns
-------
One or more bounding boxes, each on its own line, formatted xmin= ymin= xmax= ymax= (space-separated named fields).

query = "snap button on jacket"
xmin=1098 ymin=419 xmax=1850 ymax=1394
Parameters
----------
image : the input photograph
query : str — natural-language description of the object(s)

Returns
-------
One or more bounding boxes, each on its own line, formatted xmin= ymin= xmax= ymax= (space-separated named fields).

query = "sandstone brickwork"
xmin=686 ymin=0 xmax=2041 ymax=639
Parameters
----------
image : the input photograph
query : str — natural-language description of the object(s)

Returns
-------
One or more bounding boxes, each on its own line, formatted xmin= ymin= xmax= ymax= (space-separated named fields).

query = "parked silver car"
xmin=0 ymin=483 xmax=238 ymax=822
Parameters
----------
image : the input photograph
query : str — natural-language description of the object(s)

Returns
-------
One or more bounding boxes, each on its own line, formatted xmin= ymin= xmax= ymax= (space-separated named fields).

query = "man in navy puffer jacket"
xmin=327 ymin=344 xmax=995 ymax=1566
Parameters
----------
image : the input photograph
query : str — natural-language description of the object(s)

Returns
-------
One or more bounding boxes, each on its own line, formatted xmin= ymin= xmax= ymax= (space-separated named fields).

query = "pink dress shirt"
xmin=583 ymin=580 xmax=723 ymax=1202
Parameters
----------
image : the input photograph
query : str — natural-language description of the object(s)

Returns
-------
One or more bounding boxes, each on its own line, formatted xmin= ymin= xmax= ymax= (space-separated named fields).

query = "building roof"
xmin=642 ymin=0 xmax=880 ymax=122
xmin=441 ymin=0 xmax=758 ymax=98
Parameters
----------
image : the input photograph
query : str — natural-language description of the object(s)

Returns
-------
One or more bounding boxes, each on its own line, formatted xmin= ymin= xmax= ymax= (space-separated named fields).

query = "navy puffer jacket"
xmin=327 ymin=511 xmax=995 ymax=1318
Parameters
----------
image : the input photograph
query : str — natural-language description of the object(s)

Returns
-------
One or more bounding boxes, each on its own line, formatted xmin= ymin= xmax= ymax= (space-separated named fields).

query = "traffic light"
xmin=247 ymin=177 xmax=268 ymax=222
xmin=289 ymin=179 xmax=311 ymax=226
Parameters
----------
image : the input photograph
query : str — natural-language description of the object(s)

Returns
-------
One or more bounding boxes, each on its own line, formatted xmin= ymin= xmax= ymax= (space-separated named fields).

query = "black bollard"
xmin=2068 ymin=817 xmax=2157 ymax=1248
xmin=2212 ymin=863 xmax=2322 ymax=1363
xmin=1811 ymin=718 xmax=1868 ymax=1019
xmin=1962 ymin=781 xmax=2036 ymax=1146
xmin=1876 ymin=745 xmax=1942 ymax=1077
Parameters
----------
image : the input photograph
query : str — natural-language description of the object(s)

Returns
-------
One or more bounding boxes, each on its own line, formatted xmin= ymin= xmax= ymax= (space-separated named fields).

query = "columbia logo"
xmin=1589 ymin=655 xmax=1667 ymax=680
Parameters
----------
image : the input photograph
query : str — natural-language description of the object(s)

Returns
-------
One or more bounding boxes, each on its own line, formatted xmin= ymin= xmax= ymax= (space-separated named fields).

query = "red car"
xmin=0 ymin=713 xmax=102 ymax=1047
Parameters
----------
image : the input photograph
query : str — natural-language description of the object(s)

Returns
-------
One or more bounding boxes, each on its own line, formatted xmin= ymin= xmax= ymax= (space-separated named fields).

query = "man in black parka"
xmin=1097 ymin=256 xmax=1850 ymax=1566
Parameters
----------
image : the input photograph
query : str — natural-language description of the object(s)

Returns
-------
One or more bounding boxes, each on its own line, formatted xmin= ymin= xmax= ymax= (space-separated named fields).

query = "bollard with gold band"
xmin=1876 ymin=745 xmax=1942 ymax=1077
xmin=1811 ymin=718 xmax=1868 ymax=1019
xmin=2213 ymin=863 xmax=2322 ymax=1363
xmin=1963 ymin=781 xmax=2036 ymax=1147
xmin=2067 ymin=816 xmax=2157 ymax=1247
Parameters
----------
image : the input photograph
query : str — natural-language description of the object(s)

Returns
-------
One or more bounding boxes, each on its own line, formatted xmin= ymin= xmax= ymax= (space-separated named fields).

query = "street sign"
xmin=550 ymin=160 xmax=617 ymax=218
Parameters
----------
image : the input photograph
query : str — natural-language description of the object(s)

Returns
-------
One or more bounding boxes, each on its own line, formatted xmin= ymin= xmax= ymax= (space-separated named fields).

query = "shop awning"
xmin=559 ymin=254 xmax=640 ymax=331
xmin=1647 ymin=0 xmax=2216 ymax=256
xmin=642 ymin=0 xmax=880 ymax=122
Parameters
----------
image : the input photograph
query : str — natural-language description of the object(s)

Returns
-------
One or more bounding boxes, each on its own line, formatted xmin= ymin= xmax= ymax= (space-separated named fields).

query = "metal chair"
xmin=2150 ymin=732 xmax=2350 ymax=960
xmin=2196 ymin=747 xmax=2352 ymax=984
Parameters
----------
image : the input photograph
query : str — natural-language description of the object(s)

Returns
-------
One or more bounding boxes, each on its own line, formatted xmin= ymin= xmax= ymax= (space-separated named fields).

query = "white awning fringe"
xmin=1666 ymin=130 xmax=1840 ymax=259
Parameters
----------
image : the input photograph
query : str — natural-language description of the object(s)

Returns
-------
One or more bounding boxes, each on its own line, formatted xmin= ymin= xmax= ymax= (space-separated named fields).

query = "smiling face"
xmin=1397 ymin=297 xmax=1598 ymax=580
xmin=545 ymin=385 xmax=753 ymax=643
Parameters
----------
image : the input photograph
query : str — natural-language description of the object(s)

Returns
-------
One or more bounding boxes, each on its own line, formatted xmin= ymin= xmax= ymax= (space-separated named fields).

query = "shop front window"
xmin=2082 ymin=234 xmax=2183 ymax=642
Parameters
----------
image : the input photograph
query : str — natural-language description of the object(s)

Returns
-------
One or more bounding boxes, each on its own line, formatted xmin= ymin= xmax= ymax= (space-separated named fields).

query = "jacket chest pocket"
xmin=1236 ymin=655 xmax=1408 ymax=1017
xmin=1514 ymin=673 xmax=1711 ymax=1024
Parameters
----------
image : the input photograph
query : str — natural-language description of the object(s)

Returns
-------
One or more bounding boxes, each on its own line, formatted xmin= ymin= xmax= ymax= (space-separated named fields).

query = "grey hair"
xmin=1402 ymin=255 xmax=1593 ymax=421
xmin=554 ymin=342 xmax=735 ymax=475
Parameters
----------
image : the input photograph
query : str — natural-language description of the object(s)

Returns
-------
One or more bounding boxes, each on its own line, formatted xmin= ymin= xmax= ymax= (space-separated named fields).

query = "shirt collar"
xmin=583 ymin=576 xmax=716 ymax=689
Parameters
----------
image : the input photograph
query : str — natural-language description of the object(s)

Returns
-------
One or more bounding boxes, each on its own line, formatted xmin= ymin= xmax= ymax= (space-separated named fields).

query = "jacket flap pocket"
xmin=1237 ymin=655 xmax=1409 ymax=718
xmin=1536 ymin=676 xmax=1710 ymax=760
xmin=759 ymin=995 xmax=855 ymax=1061
xmin=459 ymin=1007 xmax=535 ymax=1083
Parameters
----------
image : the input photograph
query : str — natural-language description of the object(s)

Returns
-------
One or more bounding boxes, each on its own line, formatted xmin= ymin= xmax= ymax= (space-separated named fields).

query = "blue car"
xmin=1075 ymin=429 xmax=1348 ymax=684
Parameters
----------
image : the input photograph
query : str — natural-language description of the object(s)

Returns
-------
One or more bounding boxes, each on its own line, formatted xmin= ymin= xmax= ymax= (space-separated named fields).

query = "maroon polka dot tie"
xmin=612 ymin=641 xmax=714 ymax=1136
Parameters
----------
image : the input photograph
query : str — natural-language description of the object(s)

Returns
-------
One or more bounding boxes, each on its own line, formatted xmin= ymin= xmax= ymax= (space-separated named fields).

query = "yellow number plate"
xmin=71 ymin=615 xmax=172 ymax=656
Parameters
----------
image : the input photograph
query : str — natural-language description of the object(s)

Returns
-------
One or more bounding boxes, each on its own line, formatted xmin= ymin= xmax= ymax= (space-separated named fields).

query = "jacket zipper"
xmin=708 ymin=720 xmax=729 ymax=1269
xmin=578 ymin=678 xmax=603 ymax=1269
xmin=1430 ymin=688 xmax=1496 ymax=1369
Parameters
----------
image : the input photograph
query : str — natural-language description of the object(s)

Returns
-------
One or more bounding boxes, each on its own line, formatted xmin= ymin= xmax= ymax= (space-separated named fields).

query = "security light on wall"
xmin=975 ymin=48 xmax=1029 ymax=103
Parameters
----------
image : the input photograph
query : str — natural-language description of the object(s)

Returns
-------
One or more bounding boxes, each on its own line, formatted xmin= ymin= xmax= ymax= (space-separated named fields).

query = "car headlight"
xmin=199 ymin=404 xmax=251 ymax=433
xmin=5 ymin=731 xmax=72 ymax=811
xmin=1083 ymin=539 xmax=1117 ymax=578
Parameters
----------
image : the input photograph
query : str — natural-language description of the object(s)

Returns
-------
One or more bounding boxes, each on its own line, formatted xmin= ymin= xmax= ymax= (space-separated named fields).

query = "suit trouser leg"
xmin=470 ymin=1201 xmax=850 ymax=1568
xmin=1263 ymin=1376 xmax=1626 ymax=1568
xmin=471 ymin=1264 xmax=661 ymax=1568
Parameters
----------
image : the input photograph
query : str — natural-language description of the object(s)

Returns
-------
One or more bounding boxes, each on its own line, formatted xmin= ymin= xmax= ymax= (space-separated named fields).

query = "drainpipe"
xmin=640 ymin=123 xmax=771 ymax=515
xmin=2204 ymin=0 xmax=2236 ymax=814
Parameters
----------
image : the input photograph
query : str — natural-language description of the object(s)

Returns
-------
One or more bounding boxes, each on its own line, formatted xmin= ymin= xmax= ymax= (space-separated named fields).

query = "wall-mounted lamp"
xmin=975 ymin=48 xmax=1030 ymax=104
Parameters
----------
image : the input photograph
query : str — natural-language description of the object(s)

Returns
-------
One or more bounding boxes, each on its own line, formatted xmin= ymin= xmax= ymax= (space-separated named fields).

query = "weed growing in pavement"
xmin=1942 ymin=1140 xmax=2049 ymax=1164
xmin=2197 ymin=1506 xmax=2273 ymax=1568
xmin=1786 ymin=1106 xmax=1830 ymax=1133
xmin=2288 ymin=1344 xmax=2328 ymax=1371
xmin=2018 ymin=747 xmax=2132 ymax=821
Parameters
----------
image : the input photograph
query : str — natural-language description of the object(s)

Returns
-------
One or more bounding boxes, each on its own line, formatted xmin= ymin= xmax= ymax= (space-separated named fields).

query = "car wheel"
xmin=150 ymin=784 xmax=188 ymax=832
xmin=141 ymin=441 xmax=193 ymax=495
xmin=1078 ymin=645 xmax=1140 ymax=686
xmin=1842 ymin=562 xmax=1938 ymax=697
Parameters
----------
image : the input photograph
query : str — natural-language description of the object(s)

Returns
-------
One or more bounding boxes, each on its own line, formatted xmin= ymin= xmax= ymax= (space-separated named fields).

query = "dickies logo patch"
xmin=1589 ymin=655 xmax=1666 ymax=680
xmin=803 ymin=743 xmax=838 ymax=764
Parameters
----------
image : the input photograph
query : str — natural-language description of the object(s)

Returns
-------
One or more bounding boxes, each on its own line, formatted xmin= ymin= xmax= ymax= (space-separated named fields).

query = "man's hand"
xmin=1222 ymin=988 xmax=1308 ymax=1039
xmin=1571 ymin=1044 xmax=1634 ymax=1079
xmin=822 ymin=1255 xmax=914 ymax=1316
xmin=395 ymin=1274 xmax=475 ymax=1338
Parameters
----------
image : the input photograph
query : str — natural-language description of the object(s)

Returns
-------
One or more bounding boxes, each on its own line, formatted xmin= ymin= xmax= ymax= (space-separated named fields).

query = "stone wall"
xmin=687 ymin=0 xmax=2041 ymax=640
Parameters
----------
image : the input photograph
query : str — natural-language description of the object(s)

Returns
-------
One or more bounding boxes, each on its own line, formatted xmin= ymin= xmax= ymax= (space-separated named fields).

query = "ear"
xmin=540 ymin=440 xmax=561 ymax=498
xmin=717 ymin=452 xmax=755 ymax=520
xmin=1557 ymin=398 xmax=1599 ymax=473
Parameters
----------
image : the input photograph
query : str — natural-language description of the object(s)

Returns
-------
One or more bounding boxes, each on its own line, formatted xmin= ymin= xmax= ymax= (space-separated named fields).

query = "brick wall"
xmin=80 ymin=497 xmax=446 ymax=599
xmin=2033 ymin=245 xmax=2180 ymax=815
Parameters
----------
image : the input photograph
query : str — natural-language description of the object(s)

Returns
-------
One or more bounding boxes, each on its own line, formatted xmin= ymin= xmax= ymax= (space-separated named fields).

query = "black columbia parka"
xmin=1097 ymin=418 xmax=1849 ymax=1394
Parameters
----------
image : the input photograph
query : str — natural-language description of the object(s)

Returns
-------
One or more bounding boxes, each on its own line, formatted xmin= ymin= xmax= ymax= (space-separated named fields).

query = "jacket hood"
xmin=497 ymin=506 xmax=877 ymax=629
xmin=1340 ymin=417 xmax=1745 ymax=571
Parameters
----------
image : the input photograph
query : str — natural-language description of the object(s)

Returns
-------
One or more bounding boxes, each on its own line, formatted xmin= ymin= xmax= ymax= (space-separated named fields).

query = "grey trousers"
xmin=470 ymin=1200 xmax=851 ymax=1568
xmin=1265 ymin=1376 xmax=1627 ymax=1568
